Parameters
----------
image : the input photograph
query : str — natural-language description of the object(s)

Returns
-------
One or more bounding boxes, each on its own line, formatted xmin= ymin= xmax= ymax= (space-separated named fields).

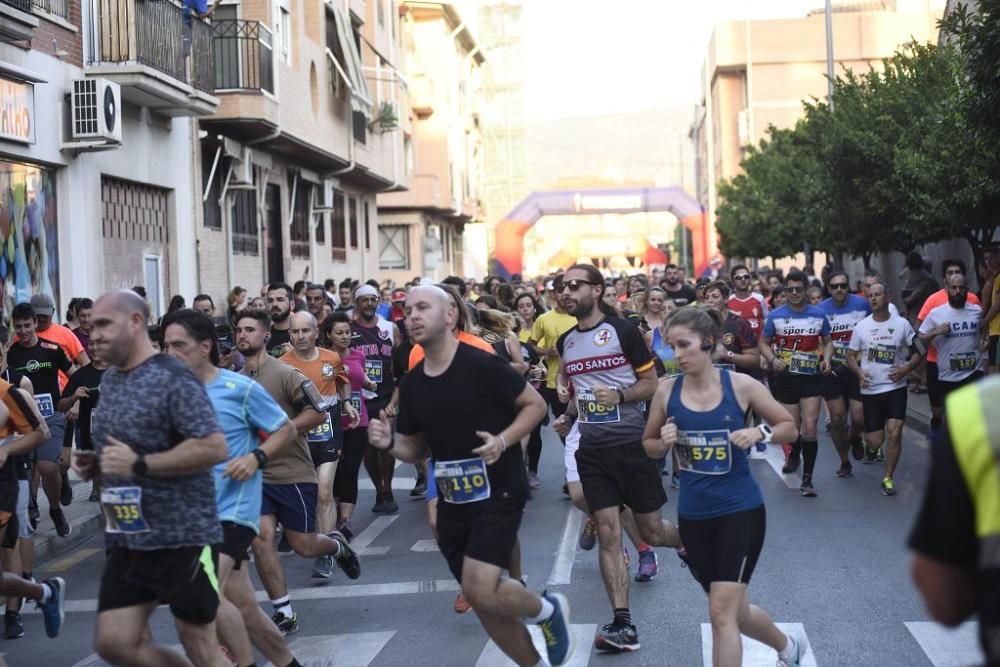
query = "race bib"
xmin=576 ymin=388 xmax=621 ymax=424
xmin=950 ymin=352 xmax=979 ymax=372
xmin=783 ymin=350 xmax=819 ymax=375
xmin=350 ymin=391 xmax=362 ymax=414
xmin=35 ymin=393 xmax=54 ymax=419
xmin=867 ymin=344 xmax=895 ymax=365
xmin=676 ymin=429 xmax=732 ymax=475
xmin=101 ymin=487 xmax=150 ymax=534
xmin=434 ymin=458 xmax=491 ymax=504
xmin=832 ymin=341 xmax=849 ymax=364
xmin=364 ymin=359 xmax=384 ymax=384
xmin=306 ymin=412 xmax=335 ymax=443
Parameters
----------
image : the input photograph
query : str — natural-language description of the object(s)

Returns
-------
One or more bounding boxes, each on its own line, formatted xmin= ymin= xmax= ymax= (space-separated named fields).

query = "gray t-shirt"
xmin=95 ymin=354 xmax=223 ymax=550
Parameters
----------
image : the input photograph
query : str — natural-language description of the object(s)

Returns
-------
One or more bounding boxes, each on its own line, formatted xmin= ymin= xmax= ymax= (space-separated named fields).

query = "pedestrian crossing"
xmin=700 ymin=622 xmax=817 ymax=666
xmin=476 ymin=624 xmax=597 ymax=666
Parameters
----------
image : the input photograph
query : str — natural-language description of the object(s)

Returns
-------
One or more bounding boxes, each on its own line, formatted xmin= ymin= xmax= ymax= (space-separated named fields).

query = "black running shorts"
xmin=822 ymin=366 xmax=861 ymax=402
xmin=861 ymin=387 xmax=908 ymax=434
xmin=219 ymin=521 xmax=257 ymax=570
xmin=769 ymin=373 xmax=823 ymax=405
xmin=575 ymin=442 xmax=667 ymax=514
xmin=679 ymin=505 xmax=766 ymax=593
xmin=436 ymin=496 xmax=524 ymax=582
xmin=98 ymin=545 xmax=220 ymax=625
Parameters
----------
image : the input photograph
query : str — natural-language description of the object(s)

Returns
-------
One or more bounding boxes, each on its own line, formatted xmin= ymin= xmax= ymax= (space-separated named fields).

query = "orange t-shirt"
xmin=0 ymin=378 xmax=41 ymax=439
xmin=280 ymin=348 xmax=349 ymax=401
xmin=408 ymin=331 xmax=495 ymax=370
xmin=917 ymin=289 xmax=981 ymax=363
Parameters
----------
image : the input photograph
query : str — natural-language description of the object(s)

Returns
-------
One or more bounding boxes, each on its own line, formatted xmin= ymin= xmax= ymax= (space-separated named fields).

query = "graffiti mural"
xmin=0 ymin=161 xmax=59 ymax=324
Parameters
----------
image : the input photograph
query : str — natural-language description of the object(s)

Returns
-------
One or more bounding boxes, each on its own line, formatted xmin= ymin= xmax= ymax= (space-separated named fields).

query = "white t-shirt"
xmin=848 ymin=313 xmax=915 ymax=395
xmin=918 ymin=303 xmax=984 ymax=382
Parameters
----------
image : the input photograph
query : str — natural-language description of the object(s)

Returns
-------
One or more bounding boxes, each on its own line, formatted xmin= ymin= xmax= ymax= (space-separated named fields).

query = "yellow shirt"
xmin=530 ymin=311 xmax=577 ymax=389
xmin=990 ymin=275 xmax=1000 ymax=336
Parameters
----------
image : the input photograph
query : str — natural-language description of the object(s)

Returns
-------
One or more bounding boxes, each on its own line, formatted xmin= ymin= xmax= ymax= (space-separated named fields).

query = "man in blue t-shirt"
xmin=161 ymin=310 xmax=303 ymax=667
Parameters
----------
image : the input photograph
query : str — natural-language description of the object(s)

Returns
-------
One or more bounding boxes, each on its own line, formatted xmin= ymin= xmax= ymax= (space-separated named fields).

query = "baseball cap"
xmin=30 ymin=293 xmax=55 ymax=316
xmin=391 ymin=289 xmax=406 ymax=303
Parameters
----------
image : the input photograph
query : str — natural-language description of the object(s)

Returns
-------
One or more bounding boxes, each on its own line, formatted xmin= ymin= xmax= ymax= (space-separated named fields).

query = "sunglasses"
xmin=733 ymin=274 xmax=751 ymax=281
xmin=560 ymin=279 xmax=598 ymax=292
xmin=785 ymin=286 xmax=805 ymax=293
xmin=829 ymin=283 xmax=849 ymax=290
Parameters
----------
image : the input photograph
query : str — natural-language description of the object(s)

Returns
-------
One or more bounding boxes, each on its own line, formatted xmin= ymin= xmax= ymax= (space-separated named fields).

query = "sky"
xmin=521 ymin=0 xmax=826 ymax=122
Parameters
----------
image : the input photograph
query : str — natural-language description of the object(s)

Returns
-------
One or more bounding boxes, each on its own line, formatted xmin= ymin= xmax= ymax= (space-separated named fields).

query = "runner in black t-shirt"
xmin=264 ymin=283 xmax=293 ymax=357
xmin=58 ymin=343 xmax=107 ymax=501
xmin=368 ymin=285 xmax=573 ymax=667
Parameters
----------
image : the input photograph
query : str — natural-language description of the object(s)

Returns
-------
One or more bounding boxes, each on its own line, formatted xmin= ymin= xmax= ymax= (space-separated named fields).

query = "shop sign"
xmin=0 ymin=77 xmax=35 ymax=144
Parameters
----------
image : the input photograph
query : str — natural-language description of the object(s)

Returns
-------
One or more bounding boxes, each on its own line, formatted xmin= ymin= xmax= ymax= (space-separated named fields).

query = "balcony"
xmin=0 ymin=0 xmax=38 ymax=43
xmin=200 ymin=19 xmax=279 ymax=142
xmin=86 ymin=0 xmax=218 ymax=116
xmin=30 ymin=0 xmax=66 ymax=19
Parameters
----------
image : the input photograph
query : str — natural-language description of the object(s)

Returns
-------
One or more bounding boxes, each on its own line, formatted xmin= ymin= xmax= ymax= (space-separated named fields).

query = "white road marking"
xmin=700 ymin=622 xmax=817 ymax=666
xmin=547 ymin=506 xmax=585 ymax=586
xmin=351 ymin=515 xmax=397 ymax=555
xmin=411 ymin=538 xmax=440 ymax=552
xmin=757 ymin=443 xmax=801 ymax=489
xmin=476 ymin=624 xmax=596 ymax=667
xmin=358 ymin=478 xmax=419 ymax=491
xmin=276 ymin=630 xmax=396 ymax=666
xmin=905 ymin=621 xmax=985 ymax=667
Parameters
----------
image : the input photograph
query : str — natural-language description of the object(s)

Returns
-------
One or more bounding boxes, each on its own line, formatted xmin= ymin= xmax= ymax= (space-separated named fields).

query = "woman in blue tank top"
xmin=642 ymin=306 xmax=808 ymax=667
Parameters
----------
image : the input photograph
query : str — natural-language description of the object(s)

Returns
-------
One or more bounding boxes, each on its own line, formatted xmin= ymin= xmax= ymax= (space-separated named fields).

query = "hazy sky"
xmin=522 ymin=0 xmax=825 ymax=122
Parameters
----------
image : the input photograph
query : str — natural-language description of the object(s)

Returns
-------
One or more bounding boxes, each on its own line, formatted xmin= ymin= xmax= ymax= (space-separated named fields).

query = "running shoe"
xmin=670 ymin=472 xmax=680 ymax=489
xmin=409 ymin=479 xmax=427 ymax=498
xmin=60 ymin=472 xmax=72 ymax=506
xmin=578 ymin=517 xmax=597 ymax=551
xmin=50 ymin=509 xmax=71 ymax=538
xmin=594 ymin=621 xmax=640 ymax=653
xmin=782 ymin=448 xmax=801 ymax=474
xmin=4 ymin=610 xmax=23 ymax=639
xmin=527 ymin=472 xmax=541 ymax=490
xmin=372 ymin=494 xmax=387 ymax=513
xmin=311 ymin=554 xmax=336 ymax=579
xmin=881 ymin=477 xmax=897 ymax=497
xmin=836 ymin=462 xmax=852 ymax=478
xmin=330 ymin=531 xmax=361 ymax=579
xmin=381 ymin=494 xmax=399 ymax=514
xmin=271 ymin=610 xmax=298 ymax=635
xmin=799 ymin=475 xmax=817 ymax=498
xmin=454 ymin=590 xmax=472 ymax=614
xmin=335 ymin=518 xmax=354 ymax=542
xmin=88 ymin=485 xmax=99 ymax=502
xmin=635 ymin=549 xmax=658 ymax=582
xmin=38 ymin=577 xmax=65 ymax=638
xmin=538 ymin=592 xmax=573 ymax=666
xmin=777 ymin=627 xmax=809 ymax=667
xmin=851 ymin=439 xmax=865 ymax=461
xmin=876 ymin=448 xmax=885 ymax=462
xmin=862 ymin=448 xmax=878 ymax=465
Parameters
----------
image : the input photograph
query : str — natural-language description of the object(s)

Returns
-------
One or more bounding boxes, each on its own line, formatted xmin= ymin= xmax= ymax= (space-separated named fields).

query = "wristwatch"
xmin=253 ymin=449 xmax=269 ymax=468
xmin=757 ymin=423 xmax=774 ymax=443
xmin=132 ymin=454 xmax=148 ymax=477
xmin=727 ymin=351 xmax=735 ymax=359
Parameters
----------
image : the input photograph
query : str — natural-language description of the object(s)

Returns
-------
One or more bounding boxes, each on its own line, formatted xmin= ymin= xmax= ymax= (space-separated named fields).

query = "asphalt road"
xmin=6 ymin=425 xmax=985 ymax=667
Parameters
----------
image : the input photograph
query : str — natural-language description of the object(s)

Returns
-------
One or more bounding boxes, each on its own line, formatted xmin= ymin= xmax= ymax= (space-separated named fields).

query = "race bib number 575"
xmin=676 ymin=430 xmax=732 ymax=475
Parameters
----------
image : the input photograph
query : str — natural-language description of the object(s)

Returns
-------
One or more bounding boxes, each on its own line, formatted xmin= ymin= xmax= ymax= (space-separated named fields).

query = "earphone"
xmin=701 ymin=339 xmax=715 ymax=352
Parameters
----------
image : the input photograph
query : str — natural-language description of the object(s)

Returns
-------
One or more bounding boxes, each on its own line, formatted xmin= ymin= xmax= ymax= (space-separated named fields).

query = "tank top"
xmin=350 ymin=319 xmax=395 ymax=406
xmin=667 ymin=370 xmax=763 ymax=520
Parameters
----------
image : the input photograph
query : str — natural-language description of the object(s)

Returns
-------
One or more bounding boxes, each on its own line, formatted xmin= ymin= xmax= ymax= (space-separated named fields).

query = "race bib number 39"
xmin=306 ymin=412 xmax=335 ymax=443
xmin=434 ymin=458 xmax=491 ymax=504
xmin=101 ymin=487 xmax=150 ymax=534
xmin=364 ymin=359 xmax=384 ymax=384
xmin=576 ymin=388 xmax=621 ymax=424
xmin=676 ymin=429 xmax=732 ymax=475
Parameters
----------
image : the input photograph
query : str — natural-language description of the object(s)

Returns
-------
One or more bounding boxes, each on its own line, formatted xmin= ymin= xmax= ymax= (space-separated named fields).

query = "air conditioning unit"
xmin=71 ymin=78 xmax=122 ymax=143
xmin=314 ymin=178 xmax=335 ymax=210
xmin=229 ymin=146 xmax=255 ymax=186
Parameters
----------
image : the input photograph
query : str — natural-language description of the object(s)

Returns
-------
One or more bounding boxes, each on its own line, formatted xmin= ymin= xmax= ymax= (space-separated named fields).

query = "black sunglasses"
xmin=829 ymin=283 xmax=849 ymax=290
xmin=733 ymin=274 xmax=751 ymax=280
xmin=560 ymin=279 xmax=598 ymax=292
xmin=786 ymin=286 xmax=805 ymax=293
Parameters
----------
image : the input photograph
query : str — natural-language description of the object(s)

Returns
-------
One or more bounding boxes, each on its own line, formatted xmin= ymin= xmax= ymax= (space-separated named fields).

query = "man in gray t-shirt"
xmin=74 ymin=291 xmax=229 ymax=666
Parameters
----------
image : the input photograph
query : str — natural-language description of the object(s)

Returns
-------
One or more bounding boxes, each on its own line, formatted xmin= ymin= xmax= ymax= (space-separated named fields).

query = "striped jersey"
xmin=763 ymin=304 xmax=831 ymax=375
xmin=818 ymin=294 xmax=870 ymax=365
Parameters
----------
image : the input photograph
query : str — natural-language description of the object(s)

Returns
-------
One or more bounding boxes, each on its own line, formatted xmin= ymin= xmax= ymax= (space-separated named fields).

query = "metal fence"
xmin=1 ymin=0 xmax=32 ymax=13
xmin=31 ymin=0 xmax=68 ymax=19
xmin=212 ymin=19 xmax=273 ymax=93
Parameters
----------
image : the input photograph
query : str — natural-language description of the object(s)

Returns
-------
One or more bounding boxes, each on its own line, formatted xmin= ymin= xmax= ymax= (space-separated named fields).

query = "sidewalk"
xmin=905 ymin=387 xmax=932 ymax=436
xmin=33 ymin=470 xmax=103 ymax=566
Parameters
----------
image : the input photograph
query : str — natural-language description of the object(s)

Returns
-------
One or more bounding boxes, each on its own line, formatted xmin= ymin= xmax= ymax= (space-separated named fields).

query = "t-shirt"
xmin=664 ymin=283 xmax=698 ymax=307
xmin=918 ymin=289 xmax=981 ymax=363
xmin=408 ymin=330 xmax=495 ymax=368
xmin=722 ymin=312 xmax=761 ymax=379
xmin=819 ymin=294 xmax=871 ymax=366
xmin=281 ymin=349 xmax=349 ymax=405
xmin=397 ymin=344 xmax=529 ymax=500
xmin=990 ymin=275 xmax=1000 ymax=337
xmin=918 ymin=302 xmax=984 ymax=382
xmin=847 ymin=313 xmax=915 ymax=395
xmin=36 ymin=323 xmax=85 ymax=391
xmin=762 ymin=305 xmax=831 ymax=375
xmin=0 ymin=379 xmax=42 ymax=486
xmin=351 ymin=318 xmax=396 ymax=408
xmin=7 ymin=337 xmax=73 ymax=417
xmin=73 ymin=328 xmax=90 ymax=352
xmin=558 ymin=316 xmax=654 ymax=449
xmin=530 ymin=310 xmax=577 ymax=389
xmin=61 ymin=363 xmax=105 ymax=450
xmin=727 ymin=293 xmax=768 ymax=332
xmin=266 ymin=327 xmax=291 ymax=357
xmin=241 ymin=356 xmax=319 ymax=485
xmin=207 ymin=369 xmax=289 ymax=533
xmin=95 ymin=354 xmax=222 ymax=550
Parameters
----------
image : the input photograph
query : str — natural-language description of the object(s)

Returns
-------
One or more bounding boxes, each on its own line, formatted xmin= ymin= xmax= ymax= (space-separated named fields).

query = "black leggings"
xmin=333 ymin=427 xmax=368 ymax=505
xmin=526 ymin=423 xmax=543 ymax=473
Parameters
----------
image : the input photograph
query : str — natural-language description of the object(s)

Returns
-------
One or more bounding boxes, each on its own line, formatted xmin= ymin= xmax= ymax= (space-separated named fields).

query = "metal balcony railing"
xmin=90 ymin=0 xmax=215 ymax=94
xmin=31 ymin=0 xmax=67 ymax=18
xmin=1 ymin=0 xmax=31 ymax=13
xmin=212 ymin=20 xmax=273 ymax=93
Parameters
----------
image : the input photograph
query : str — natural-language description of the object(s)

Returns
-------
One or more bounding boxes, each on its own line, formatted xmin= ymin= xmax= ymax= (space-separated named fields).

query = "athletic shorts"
xmin=769 ymin=373 xmax=823 ymax=405
xmin=564 ymin=422 xmax=581 ymax=484
xmin=1 ymin=480 xmax=30 ymax=548
xmin=575 ymin=442 xmax=667 ymax=514
xmin=822 ymin=366 xmax=861 ymax=402
xmin=926 ymin=362 xmax=943 ymax=409
xmin=679 ymin=505 xmax=766 ymax=593
xmin=309 ymin=425 xmax=343 ymax=467
xmin=861 ymin=388 xmax=908 ymax=433
xmin=35 ymin=414 xmax=67 ymax=464
xmin=938 ymin=371 xmax=985 ymax=401
xmin=0 ymin=481 xmax=16 ymax=537
xmin=219 ymin=521 xmax=256 ymax=569
xmin=261 ymin=482 xmax=317 ymax=534
xmin=990 ymin=335 xmax=999 ymax=367
xmin=436 ymin=496 xmax=524 ymax=582
xmin=98 ymin=545 xmax=220 ymax=625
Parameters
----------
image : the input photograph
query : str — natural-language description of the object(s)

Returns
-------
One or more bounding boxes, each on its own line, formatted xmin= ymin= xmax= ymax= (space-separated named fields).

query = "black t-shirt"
xmin=7 ymin=337 xmax=73 ymax=406
xmin=664 ymin=284 xmax=698 ymax=307
xmin=267 ymin=327 xmax=290 ymax=356
xmin=61 ymin=363 xmax=105 ymax=451
xmin=397 ymin=343 xmax=529 ymax=499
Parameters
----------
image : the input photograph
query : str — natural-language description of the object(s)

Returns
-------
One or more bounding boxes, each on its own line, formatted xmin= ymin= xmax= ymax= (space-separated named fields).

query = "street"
xmin=10 ymin=426 xmax=983 ymax=667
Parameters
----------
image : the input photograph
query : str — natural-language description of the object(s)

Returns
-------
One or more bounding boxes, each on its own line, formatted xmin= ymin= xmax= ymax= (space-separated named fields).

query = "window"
xmin=315 ymin=210 xmax=326 ymax=244
xmin=353 ymin=111 xmax=367 ymax=144
xmin=379 ymin=225 xmax=408 ymax=270
xmin=143 ymin=255 xmax=162 ymax=321
xmin=278 ymin=0 xmax=291 ymax=65
xmin=348 ymin=197 xmax=359 ymax=248
xmin=102 ymin=177 xmax=169 ymax=243
xmin=231 ymin=189 xmax=259 ymax=256
xmin=202 ymin=148 xmax=222 ymax=230
xmin=289 ymin=176 xmax=311 ymax=259
xmin=331 ymin=190 xmax=346 ymax=261
xmin=364 ymin=199 xmax=371 ymax=250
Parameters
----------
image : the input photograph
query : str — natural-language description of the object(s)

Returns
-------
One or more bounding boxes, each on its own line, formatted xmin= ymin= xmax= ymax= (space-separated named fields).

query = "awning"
xmin=330 ymin=3 xmax=373 ymax=115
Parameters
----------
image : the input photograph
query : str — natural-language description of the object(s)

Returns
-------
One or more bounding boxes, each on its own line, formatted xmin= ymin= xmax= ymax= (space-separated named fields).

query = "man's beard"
xmin=949 ymin=294 xmax=968 ymax=309
xmin=271 ymin=308 xmax=290 ymax=323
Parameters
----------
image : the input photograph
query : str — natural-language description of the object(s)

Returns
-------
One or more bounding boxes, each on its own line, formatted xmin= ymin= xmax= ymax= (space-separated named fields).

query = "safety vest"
xmin=946 ymin=376 xmax=1000 ymax=664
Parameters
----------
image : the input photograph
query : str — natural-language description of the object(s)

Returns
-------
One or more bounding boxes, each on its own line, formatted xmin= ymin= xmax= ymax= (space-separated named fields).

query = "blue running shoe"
xmin=538 ymin=592 xmax=573 ymax=666
xmin=38 ymin=577 xmax=65 ymax=638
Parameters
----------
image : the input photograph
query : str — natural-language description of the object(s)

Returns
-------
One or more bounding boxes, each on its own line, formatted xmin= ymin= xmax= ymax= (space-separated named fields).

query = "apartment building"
xmin=376 ymin=0 xmax=484 ymax=286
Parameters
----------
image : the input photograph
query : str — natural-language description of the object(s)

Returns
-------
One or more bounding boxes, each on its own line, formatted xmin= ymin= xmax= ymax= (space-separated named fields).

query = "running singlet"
xmin=917 ymin=289 xmax=980 ymax=363
xmin=558 ymin=317 xmax=654 ymax=449
xmin=207 ymin=369 xmax=289 ymax=532
xmin=847 ymin=313 xmax=915 ymax=395
xmin=351 ymin=318 xmax=395 ymax=408
xmin=818 ymin=294 xmax=871 ymax=365
xmin=728 ymin=293 xmax=768 ymax=332
xmin=763 ymin=305 xmax=831 ymax=375
xmin=668 ymin=371 xmax=762 ymax=520
xmin=918 ymin=303 xmax=984 ymax=382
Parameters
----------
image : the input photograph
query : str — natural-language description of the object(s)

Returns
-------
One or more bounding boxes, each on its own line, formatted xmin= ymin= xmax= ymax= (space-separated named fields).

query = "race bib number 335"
xmin=101 ymin=486 xmax=150 ymax=534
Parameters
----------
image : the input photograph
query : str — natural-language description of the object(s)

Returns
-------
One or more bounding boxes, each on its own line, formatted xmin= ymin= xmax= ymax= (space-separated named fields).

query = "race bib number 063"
xmin=576 ymin=388 xmax=621 ymax=424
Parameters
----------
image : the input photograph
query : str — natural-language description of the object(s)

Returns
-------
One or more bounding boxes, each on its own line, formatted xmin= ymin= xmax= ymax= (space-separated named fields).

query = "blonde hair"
xmin=478 ymin=308 xmax=515 ymax=338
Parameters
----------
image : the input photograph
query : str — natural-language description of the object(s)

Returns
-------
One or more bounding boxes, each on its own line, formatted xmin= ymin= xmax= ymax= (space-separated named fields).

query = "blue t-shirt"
xmin=376 ymin=303 xmax=392 ymax=320
xmin=207 ymin=369 xmax=289 ymax=532
xmin=818 ymin=294 xmax=871 ymax=365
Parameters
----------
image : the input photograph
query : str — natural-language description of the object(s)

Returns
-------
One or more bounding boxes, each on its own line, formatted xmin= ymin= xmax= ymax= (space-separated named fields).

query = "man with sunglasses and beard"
xmin=918 ymin=274 xmax=986 ymax=400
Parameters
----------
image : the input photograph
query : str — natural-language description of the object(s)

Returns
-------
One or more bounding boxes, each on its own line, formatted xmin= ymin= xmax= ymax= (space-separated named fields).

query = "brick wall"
xmin=29 ymin=0 xmax=83 ymax=68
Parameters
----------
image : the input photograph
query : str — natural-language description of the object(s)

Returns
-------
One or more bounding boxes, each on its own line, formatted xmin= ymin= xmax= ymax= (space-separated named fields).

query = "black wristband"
xmin=253 ymin=449 xmax=269 ymax=468
xmin=616 ymin=388 xmax=626 ymax=404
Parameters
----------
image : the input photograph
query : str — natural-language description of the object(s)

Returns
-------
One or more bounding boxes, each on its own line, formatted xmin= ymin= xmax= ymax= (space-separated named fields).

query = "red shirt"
xmin=728 ymin=293 xmax=768 ymax=332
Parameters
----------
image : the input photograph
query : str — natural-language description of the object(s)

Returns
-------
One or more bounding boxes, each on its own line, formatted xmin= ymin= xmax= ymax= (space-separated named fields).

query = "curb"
xmin=34 ymin=510 xmax=103 ymax=566
xmin=905 ymin=408 xmax=931 ymax=437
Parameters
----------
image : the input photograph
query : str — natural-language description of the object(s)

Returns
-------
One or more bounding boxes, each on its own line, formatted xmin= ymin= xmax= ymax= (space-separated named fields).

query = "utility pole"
xmin=825 ymin=0 xmax=835 ymax=110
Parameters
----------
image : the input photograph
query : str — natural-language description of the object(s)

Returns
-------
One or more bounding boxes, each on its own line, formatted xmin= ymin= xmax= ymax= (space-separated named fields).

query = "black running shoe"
xmin=851 ymin=440 xmax=865 ymax=461
xmin=271 ymin=610 xmax=298 ymax=635
xmin=372 ymin=494 xmax=387 ymax=513
xmin=410 ymin=480 xmax=427 ymax=498
xmin=381 ymin=494 xmax=398 ymax=514
xmin=335 ymin=518 xmax=354 ymax=542
xmin=862 ymin=448 xmax=878 ymax=465
xmin=50 ymin=509 xmax=71 ymax=537
xmin=594 ymin=621 xmax=640 ymax=653
xmin=781 ymin=449 xmax=801 ymax=474
xmin=4 ymin=611 xmax=23 ymax=639
xmin=59 ymin=473 xmax=72 ymax=506
xmin=330 ymin=531 xmax=361 ymax=579
xmin=800 ymin=475 xmax=817 ymax=498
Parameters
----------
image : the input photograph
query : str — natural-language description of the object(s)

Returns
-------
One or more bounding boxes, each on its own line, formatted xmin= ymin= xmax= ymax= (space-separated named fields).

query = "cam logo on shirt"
xmin=593 ymin=329 xmax=612 ymax=347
